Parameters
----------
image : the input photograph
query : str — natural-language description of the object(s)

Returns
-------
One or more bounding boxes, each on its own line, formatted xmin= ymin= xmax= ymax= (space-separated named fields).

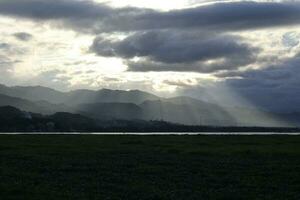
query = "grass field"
xmin=1 ymin=134 xmax=300 ymax=199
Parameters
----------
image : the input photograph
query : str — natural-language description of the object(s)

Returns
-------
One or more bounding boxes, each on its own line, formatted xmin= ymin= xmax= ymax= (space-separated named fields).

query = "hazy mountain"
xmin=0 ymin=93 xmax=51 ymax=114
xmin=0 ymin=84 xmax=160 ymax=104
xmin=221 ymin=107 xmax=291 ymax=127
xmin=0 ymin=84 xmax=298 ymax=127
xmin=140 ymin=100 xmax=236 ymax=126
xmin=0 ymin=84 xmax=66 ymax=103
xmin=140 ymin=97 xmax=290 ymax=127
xmin=66 ymin=89 xmax=160 ymax=105
xmin=0 ymin=93 xmax=69 ymax=114
xmin=75 ymin=103 xmax=144 ymax=120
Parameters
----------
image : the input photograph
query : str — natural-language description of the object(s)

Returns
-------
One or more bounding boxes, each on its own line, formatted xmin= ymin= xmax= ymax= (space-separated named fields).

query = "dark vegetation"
xmin=1 ymin=135 xmax=300 ymax=199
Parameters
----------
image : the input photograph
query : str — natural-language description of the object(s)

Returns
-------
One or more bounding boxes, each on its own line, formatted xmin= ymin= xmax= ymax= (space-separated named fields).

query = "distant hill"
xmin=0 ymin=94 xmax=68 ymax=114
xmin=140 ymin=100 xmax=236 ymax=126
xmin=75 ymin=103 xmax=144 ymax=120
xmin=0 ymin=106 xmax=99 ymax=132
xmin=0 ymin=84 xmax=66 ymax=104
xmin=0 ymin=84 xmax=298 ymax=127
xmin=0 ymin=106 xmax=28 ymax=119
xmin=66 ymin=89 xmax=160 ymax=105
xmin=0 ymin=106 xmax=299 ymax=132
xmin=0 ymin=84 xmax=160 ymax=104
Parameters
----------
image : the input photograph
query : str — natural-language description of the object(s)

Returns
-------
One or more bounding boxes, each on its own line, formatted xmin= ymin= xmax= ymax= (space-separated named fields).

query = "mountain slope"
xmin=140 ymin=98 xmax=290 ymax=127
xmin=140 ymin=100 xmax=236 ymax=126
xmin=0 ymin=84 xmax=66 ymax=103
xmin=0 ymin=84 xmax=297 ymax=127
xmin=0 ymin=93 xmax=68 ymax=114
xmin=0 ymin=84 xmax=160 ymax=105
xmin=0 ymin=106 xmax=28 ymax=119
xmin=75 ymin=103 xmax=144 ymax=120
xmin=0 ymin=106 xmax=99 ymax=132
xmin=66 ymin=89 xmax=160 ymax=105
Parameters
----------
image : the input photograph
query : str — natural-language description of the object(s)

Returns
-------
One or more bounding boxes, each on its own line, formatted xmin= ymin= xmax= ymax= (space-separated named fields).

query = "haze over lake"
xmin=2 ymin=132 xmax=300 ymax=136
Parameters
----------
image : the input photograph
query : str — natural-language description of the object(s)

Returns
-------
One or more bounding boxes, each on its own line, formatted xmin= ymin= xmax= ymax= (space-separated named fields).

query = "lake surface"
xmin=1 ymin=132 xmax=300 ymax=135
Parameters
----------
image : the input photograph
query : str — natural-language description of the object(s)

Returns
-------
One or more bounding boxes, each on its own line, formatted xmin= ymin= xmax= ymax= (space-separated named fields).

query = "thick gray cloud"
xmin=180 ymin=53 xmax=300 ymax=112
xmin=91 ymin=31 xmax=253 ymax=63
xmin=0 ymin=0 xmax=111 ymax=20
xmin=0 ymin=0 xmax=148 ymax=33
xmin=91 ymin=31 xmax=258 ymax=72
xmin=104 ymin=1 xmax=300 ymax=33
xmin=13 ymin=32 xmax=33 ymax=41
xmin=0 ymin=1 xmax=300 ymax=33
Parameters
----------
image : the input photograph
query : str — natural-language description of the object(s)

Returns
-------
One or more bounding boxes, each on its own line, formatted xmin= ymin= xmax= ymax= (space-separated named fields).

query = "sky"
xmin=0 ymin=0 xmax=300 ymax=112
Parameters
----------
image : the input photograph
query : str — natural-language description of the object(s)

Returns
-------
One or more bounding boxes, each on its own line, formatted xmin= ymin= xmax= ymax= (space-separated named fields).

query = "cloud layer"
xmin=91 ymin=31 xmax=258 ymax=72
xmin=1 ymin=1 xmax=300 ymax=33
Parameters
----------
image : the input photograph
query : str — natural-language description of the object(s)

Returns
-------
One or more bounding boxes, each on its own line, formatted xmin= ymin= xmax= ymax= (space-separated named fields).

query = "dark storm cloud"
xmin=91 ymin=31 xmax=254 ymax=63
xmin=102 ymin=1 xmax=300 ymax=33
xmin=91 ymin=31 xmax=258 ymax=72
xmin=186 ymin=53 xmax=300 ymax=112
xmin=0 ymin=0 xmax=111 ymax=20
xmin=226 ymin=53 xmax=300 ymax=90
xmin=0 ymin=0 xmax=149 ymax=33
xmin=13 ymin=32 xmax=33 ymax=41
xmin=158 ymin=46 xmax=300 ymax=113
xmin=0 ymin=1 xmax=300 ymax=33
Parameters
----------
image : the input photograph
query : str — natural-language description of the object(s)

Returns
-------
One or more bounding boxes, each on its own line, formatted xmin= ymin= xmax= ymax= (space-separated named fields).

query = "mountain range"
xmin=0 ymin=84 xmax=299 ymax=128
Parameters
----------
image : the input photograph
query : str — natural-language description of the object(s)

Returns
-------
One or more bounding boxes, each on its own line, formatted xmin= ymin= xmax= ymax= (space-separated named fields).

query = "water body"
xmin=1 ymin=132 xmax=300 ymax=135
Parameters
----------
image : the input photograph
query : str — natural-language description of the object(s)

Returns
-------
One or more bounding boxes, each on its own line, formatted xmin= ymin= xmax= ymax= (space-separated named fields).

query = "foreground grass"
xmin=1 ymin=135 xmax=300 ymax=200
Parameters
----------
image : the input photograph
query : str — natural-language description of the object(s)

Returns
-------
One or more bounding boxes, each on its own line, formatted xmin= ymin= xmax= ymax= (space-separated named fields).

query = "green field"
xmin=1 ymin=134 xmax=300 ymax=199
